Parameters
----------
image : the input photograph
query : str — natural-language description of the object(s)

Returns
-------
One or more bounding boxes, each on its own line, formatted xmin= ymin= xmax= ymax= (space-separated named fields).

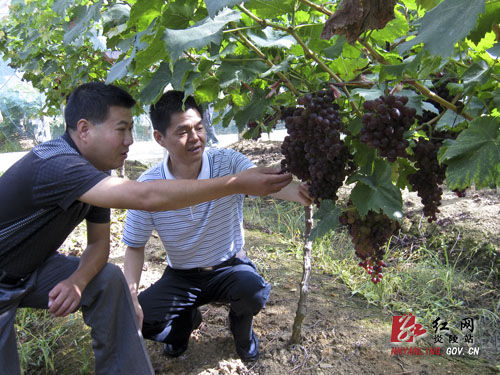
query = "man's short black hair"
xmin=149 ymin=91 xmax=203 ymax=135
xmin=64 ymin=82 xmax=136 ymax=131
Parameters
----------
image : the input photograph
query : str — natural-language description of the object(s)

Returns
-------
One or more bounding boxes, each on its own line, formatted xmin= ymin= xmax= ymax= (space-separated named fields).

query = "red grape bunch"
xmin=339 ymin=208 xmax=400 ymax=284
xmin=360 ymin=95 xmax=416 ymax=162
xmin=280 ymin=88 xmax=354 ymax=205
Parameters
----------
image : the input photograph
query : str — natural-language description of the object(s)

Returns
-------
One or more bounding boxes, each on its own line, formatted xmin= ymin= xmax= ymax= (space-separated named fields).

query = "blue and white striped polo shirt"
xmin=122 ymin=148 xmax=255 ymax=269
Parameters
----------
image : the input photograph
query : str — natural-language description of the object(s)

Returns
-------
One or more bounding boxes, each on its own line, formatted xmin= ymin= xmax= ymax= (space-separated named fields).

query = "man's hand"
xmin=297 ymin=182 xmax=314 ymax=206
xmin=48 ymin=279 xmax=82 ymax=317
xmin=131 ymin=293 xmax=144 ymax=328
xmin=233 ymin=167 xmax=292 ymax=196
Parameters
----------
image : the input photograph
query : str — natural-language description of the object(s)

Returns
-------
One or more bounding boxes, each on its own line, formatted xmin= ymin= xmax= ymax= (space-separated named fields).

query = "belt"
xmin=172 ymin=256 xmax=237 ymax=273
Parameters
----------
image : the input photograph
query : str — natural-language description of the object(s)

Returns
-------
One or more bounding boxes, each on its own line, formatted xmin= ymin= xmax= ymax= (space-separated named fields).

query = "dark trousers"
xmin=139 ymin=256 xmax=271 ymax=347
xmin=0 ymin=253 xmax=154 ymax=375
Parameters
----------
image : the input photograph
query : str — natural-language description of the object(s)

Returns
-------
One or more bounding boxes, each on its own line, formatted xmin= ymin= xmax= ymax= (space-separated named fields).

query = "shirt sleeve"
xmin=32 ymin=154 xmax=108 ymax=210
xmin=122 ymin=208 xmax=154 ymax=248
xmin=227 ymin=149 xmax=255 ymax=174
xmin=85 ymin=205 xmax=111 ymax=224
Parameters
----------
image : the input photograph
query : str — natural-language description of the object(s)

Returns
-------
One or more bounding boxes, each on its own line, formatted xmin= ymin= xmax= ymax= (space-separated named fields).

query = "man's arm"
xmin=48 ymin=221 xmax=110 ymax=317
xmin=123 ymin=245 xmax=145 ymax=327
xmin=270 ymin=180 xmax=313 ymax=206
xmin=79 ymin=166 xmax=292 ymax=211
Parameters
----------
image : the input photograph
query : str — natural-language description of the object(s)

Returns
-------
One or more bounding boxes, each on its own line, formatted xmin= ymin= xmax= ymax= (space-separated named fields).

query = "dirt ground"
xmin=105 ymin=140 xmax=499 ymax=375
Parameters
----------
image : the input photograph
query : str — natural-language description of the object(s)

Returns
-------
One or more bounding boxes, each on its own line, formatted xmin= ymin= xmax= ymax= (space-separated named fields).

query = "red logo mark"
xmin=391 ymin=314 xmax=427 ymax=343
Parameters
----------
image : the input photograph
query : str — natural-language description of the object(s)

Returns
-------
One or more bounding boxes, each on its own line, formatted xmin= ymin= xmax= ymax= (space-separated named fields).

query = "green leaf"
xmin=468 ymin=1 xmax=500 ymax=44
xmin=171 ymin=59 xmax=195 ymax=90
xmin=462 ymin=60 xmax=491 ymax=89
xmin=163 ymin=8 xmax=241 ymax=63
xmin=233 ymin=90 xmax=268 ymax=128
xmin=63 ymin=2 xmax=102 ymax=45
xmin=195 ymin=77 xmax=220 ymax=103
xmin=133 ymin=29 xmax=168 ymax=74
xmin=439 ymin=116 xmax=500 ymax=189
xmin=380 ymin=52 xmax=422 ymax=81
xmin=217 ymin=57 xmax=268 ymax=88
xmin=347 ymin=160 xmax=403 ymax=220
xmin=323 ymin=36 xmax=346 ymax=59
xmin=129 ymin=0 xmax=163 ymax=32
xmin=399 ymin=0 xmax=486 ymax=57
xmin=247 ymin=28 xmax=295 ymax=49
xmin=416 ymin=0 xmax=441 ymax=10
xmin=246 ymin=0 xmax=295 ymax=19
xmin=310 ymin=200 xmax=341 ymax=241
xmin=105 ymin=56 xmax=133 ymax=84
xmin=138 ymin=62 xmax=172 ymax=104
xmin=435 ymin=110 xmax=466 ymax=130
xmin=52 ymin=0 xmax=73 ymax=16
xmin=206 ymin=0 xmax=250 ymax=18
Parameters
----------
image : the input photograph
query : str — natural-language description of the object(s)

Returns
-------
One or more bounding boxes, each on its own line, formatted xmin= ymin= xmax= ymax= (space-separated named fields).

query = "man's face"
xmin=85 ymin=106 xmax=134 ymax=170
xmin=159 ymin=108 xmax=206 ymax=167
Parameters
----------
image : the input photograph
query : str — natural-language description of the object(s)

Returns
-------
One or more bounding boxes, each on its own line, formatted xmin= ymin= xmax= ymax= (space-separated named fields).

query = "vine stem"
xmin=290 ymin=204 xmax=314 ymax=344
xmin=358 ymin=38 xmax=473 ymax=120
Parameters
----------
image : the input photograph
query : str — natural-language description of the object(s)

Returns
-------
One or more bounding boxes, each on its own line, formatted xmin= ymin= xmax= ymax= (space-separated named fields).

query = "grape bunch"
xmin=339 ymin=208 xmax=400 ymax=284
xmin=360 ymin=95 xmax=416 ymax=162
xmin=280 ymin=88 xmax=354 ymax=204
xmin=407 ymin=137 xmax=447 ymax=222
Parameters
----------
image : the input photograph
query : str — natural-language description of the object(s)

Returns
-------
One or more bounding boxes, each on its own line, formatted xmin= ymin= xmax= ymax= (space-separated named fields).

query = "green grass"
xmin=15 ymin=309 xmax=93 ymax=374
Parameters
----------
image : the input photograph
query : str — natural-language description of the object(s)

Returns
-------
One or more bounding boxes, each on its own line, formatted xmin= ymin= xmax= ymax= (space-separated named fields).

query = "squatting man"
xmin=123 ymin=90 xmax=312 ymax=362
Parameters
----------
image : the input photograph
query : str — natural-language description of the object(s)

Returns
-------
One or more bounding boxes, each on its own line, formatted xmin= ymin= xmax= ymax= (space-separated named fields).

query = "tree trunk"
xmin=290 ymin=204 xmax=314 ymax=344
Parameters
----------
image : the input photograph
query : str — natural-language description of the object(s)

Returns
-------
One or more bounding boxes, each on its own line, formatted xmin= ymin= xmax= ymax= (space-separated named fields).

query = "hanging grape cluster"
xmin=407 ymin=138 xmax=446 ymax=222
xmin=340 ymin=208 xmax=400 ymax=284
xmin=360 ymin=95 xmax=416 ymax=162
xmin=280 ymin=87 xmax=354 ymax=205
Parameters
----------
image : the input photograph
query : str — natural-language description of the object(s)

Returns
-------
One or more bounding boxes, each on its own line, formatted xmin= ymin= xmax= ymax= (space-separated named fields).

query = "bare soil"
xmin=100 ymin=140 xmax=499 ymax=374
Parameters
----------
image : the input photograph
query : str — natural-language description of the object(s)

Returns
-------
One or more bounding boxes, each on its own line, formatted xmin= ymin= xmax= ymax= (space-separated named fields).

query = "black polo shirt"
xmin=0 ymin=133 xmax=110 ymax=278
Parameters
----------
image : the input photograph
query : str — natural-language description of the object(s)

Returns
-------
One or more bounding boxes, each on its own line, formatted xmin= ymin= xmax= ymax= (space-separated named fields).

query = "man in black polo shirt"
xmin=0 ymin=82 xmax=292 ymax=375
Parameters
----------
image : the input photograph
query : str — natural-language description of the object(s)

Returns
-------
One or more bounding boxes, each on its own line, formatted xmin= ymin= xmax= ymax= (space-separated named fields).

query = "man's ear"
xmin=153 ymin=129 xmax=166 ymax=147
xmin=76 ymin=119 xmax=92 ymax=143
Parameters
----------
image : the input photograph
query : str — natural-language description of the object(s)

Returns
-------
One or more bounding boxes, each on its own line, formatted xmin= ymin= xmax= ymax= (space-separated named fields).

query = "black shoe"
xmin=163 ymin=308 xmax=202 ymax=358
xmin=229 ymin=311 xmax=260 ymax=362
xmin=235 ymin=330 xmax=260 ymax=362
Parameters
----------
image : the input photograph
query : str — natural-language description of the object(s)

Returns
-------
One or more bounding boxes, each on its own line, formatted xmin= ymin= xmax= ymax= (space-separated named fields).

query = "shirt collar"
xmin=162 ymin=150 xmax=209 ymax=180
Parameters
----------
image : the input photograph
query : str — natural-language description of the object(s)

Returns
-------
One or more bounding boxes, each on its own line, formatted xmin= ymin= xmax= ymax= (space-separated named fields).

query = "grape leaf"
xmin=128 ymin=0 xmax=163 ymax=32
xmin=205 ymin=0 xmax=249 ymax=18
xmin=247 ymin=28 xmax=295 ymax=49
xmin=163 ymin=8 xmax=240 ymax=63
xmin=399 ymin=0 xmax=486 ymax=57
xmin=467 ymin=1 xmax=500 ymax=44
xmin=138 ymin=62 xmax=172 ymax=104
xmin=309 ymin=200 xmax=341 ymax=241
xmin=63 ymin=3 xmax=102 ymax=45
xmin=439 ymin=116 xmax=500 ymax=189
xmin=347 ymin=160 xmax=403 ymax=220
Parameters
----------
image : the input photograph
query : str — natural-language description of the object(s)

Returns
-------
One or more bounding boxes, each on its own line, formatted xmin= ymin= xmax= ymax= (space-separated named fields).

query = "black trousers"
xmin=138 ymin=255 xmax=271 ymax=346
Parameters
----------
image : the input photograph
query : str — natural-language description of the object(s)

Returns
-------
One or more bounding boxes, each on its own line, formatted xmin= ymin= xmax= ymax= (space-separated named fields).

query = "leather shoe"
xmin=163 ymin=308 xmax=202 ymax=358
xmin=234 ymin=330 xmax=260 ymax=362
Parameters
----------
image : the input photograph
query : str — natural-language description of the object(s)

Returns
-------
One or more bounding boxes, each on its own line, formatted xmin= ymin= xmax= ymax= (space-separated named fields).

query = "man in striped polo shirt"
xmin=123 ymin=91 xmax=311 ymax=362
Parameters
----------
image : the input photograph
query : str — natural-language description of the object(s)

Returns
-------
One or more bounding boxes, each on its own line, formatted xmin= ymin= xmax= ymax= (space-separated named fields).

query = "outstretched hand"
xmin=234 ymin=167 xmax=292 ymax=196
